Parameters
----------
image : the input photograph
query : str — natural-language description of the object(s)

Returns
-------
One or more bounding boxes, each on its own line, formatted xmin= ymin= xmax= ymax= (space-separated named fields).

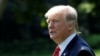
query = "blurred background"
xmin=0 ymin=0 xmax=100 ymax=56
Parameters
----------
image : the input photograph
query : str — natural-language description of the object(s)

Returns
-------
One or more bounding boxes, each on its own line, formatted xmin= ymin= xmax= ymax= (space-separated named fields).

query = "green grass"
xmin=94 ymin=49 xmax=100 ymax=56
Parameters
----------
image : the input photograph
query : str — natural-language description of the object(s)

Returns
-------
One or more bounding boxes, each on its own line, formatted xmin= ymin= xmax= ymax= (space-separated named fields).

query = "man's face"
xmin=46 ymin=12 xmax=70 ymax=41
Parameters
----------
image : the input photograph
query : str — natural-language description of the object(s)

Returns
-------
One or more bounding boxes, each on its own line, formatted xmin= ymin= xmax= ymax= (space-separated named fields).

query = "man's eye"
xmin=54 ymin=20 xmax=59 ymax=22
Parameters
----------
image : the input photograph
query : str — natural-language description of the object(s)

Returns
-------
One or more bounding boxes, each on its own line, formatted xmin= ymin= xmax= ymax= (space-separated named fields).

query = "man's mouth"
xmin=49 ymin=31 xmax=56 ymax=34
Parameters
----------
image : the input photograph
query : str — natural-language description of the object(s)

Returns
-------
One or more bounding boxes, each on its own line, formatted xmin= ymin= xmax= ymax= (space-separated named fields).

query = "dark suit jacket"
xmin=61 ymin=35 xmax=95 ymax=56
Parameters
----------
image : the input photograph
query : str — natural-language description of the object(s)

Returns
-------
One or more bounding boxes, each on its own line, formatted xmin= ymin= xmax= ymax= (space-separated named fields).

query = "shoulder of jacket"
xmin=78 ymin=46 xmax=95 ymax=56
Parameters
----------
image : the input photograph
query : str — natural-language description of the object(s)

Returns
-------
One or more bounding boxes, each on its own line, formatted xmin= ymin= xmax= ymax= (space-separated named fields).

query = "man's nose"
xmin=48 ymin=22 xmax=54 ymax=29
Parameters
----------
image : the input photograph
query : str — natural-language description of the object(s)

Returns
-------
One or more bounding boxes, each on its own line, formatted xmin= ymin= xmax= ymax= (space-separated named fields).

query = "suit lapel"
xmin=61 ymin=35 xmax=79 ymax=56
xmin=61 ymin=49 xmax=69 ymax=56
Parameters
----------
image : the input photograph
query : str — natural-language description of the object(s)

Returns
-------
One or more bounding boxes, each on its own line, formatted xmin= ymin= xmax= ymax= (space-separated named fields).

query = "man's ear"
xmin=68 ymin=22 xmax=75 ymax=30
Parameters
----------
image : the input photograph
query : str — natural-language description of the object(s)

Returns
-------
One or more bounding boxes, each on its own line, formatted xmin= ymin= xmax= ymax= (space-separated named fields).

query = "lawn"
xmin=94 ymin=49 xmax=100 ymax=56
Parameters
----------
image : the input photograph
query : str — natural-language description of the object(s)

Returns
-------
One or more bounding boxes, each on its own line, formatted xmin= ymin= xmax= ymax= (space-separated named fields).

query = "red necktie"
xmin=53 ymin=46 xmax=60 ymax=56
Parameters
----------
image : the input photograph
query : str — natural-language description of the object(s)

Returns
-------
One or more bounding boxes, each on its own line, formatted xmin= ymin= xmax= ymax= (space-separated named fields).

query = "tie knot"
xmin=56 ymin=46 xmax=60 ymax=51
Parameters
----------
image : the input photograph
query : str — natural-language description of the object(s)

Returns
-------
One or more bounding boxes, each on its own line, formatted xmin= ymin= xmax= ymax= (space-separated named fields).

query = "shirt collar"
xmin=58 ymin=33 xmax=76 ymax=56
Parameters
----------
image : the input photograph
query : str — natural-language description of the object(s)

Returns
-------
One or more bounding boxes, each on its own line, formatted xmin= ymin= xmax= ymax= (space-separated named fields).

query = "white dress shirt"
xmin=58 ymin=33 xmax=76 ymax=56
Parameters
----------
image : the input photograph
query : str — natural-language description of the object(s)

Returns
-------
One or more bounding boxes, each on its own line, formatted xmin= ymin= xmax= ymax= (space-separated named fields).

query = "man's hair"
xmin=44 ymin=5 xmax=81 ymax=34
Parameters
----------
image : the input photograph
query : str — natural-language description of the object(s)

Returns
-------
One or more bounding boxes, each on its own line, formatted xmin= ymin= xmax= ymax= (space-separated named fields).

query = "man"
xmin=44 ymin=5 xmax=95 ymax=56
